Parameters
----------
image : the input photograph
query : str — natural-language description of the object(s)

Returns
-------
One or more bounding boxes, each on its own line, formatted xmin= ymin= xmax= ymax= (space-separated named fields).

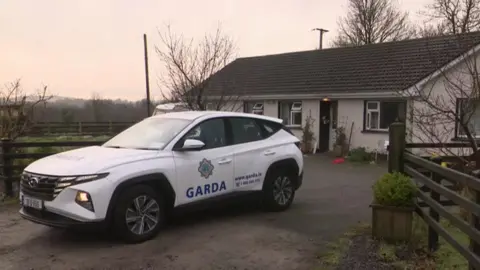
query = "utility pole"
xmin=143 ymin=33 xmax=151 ymax=117
xmin=312 ymin=28 xmax=329 ymax=49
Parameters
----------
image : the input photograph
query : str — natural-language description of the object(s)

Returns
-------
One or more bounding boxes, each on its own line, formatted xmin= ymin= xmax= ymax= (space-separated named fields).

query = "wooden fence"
xmin=23 ymin=121 xmax=136 ymax=136
xmin=0 ymin=139 xmax=106 ymax=196
xmin=389 ymin=122 xmax=480 ymax=269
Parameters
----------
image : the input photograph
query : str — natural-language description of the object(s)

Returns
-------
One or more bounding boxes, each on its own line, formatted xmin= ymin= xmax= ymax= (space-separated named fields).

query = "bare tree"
xmin=0 ymin=79 xmax=51 ymax=140
xmin=90 ymin=92 xmax=103 ymax=122
xmin=332 ymin=0 xmax=416 ymax=47
xmin=155 ymin=24 xmax=242 ymax=111
xmin=421 ymin=0 xmax=480 ymax=35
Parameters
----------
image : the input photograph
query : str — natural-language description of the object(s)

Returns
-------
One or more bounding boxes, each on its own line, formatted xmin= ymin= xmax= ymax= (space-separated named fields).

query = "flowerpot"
xmin=370 ymin=204 xmax=414 ymax=242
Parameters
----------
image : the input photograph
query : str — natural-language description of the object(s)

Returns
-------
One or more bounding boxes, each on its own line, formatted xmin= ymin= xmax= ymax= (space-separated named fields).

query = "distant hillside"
xmin=46 ymin=96 xmax=151 ymax=108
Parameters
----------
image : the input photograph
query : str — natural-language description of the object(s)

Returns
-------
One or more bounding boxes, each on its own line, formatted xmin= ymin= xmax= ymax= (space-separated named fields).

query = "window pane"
xmin=279 ymin=102 xmax=291 ymax=123
xmin=463 ymin=101 xmax=480 ymax=136
xmin=258 ymin=119 xmax=282 ymax=137
xmin=185 ymin=119 xmax=226 ymax=149
xmin=380 ymin=102 xmax=404 ymax=129
xmin=230 ymin=118 xmax=263 ymax=144
xmin=370 ymin=111 xmax=379 ymax=129
xmin=367 ymin=102 xmax=378 ymax=110
xmin=104 ymin=118 xmax=191 ymax=149
xmin=292 ymin=111 xmax=302 ymax=125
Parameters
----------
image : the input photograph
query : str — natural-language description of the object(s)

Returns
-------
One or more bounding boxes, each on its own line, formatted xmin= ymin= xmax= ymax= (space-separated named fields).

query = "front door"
xmin=319 ymin=101 xmax=331 ymax=152
xmin=173 ymin=118 xmax=234 ymax=204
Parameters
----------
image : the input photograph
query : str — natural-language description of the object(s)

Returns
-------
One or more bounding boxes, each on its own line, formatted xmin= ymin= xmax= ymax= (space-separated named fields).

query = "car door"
xmin=172 ymin=117 xmax=234 ymax=204
xmin=228 ymin=117 xmax=275 ymax=192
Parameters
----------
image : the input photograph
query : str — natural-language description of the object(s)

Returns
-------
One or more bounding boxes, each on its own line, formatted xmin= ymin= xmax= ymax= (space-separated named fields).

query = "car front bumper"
xmin=19 ymin=207 xmax=107 ymax=230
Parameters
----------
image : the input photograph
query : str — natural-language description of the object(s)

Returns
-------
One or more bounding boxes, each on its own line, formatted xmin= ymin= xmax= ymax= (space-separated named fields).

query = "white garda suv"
xmin=19 ymin=111 xmax=304 ymax=243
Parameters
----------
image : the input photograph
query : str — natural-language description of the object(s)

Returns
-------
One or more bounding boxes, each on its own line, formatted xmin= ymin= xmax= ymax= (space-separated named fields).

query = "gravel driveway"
xmin=0 ymin=155 xmax=385 ymax=270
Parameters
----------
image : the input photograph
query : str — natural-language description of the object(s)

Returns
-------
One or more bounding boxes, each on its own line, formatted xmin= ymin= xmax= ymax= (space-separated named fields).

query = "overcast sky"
xmin=0 ymin=0 xmax=429 ymax=100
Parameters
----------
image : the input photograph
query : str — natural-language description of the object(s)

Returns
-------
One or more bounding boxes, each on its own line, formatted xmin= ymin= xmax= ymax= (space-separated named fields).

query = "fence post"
xmin=0 ymin=139 xmax=13 ymax=197
xmin=388 ymin=122 xmax=406 ymax=173
xmin=109 ymin=121 xmax=112 ymax=134
xmin=79 ymin=122 xmax=83 ymax=135
xmin=470 ymin=169 xmax=480 ymax=270
xmin=428 ymin=156 xmax=442 ymax=252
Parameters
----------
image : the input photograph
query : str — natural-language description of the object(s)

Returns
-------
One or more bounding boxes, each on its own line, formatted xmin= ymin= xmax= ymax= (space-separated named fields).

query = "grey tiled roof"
xmin=205 ymin=32 xmax=480 ymax=97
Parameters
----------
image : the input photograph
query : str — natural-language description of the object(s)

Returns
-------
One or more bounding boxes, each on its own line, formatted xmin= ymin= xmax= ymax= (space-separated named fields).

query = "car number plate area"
xmin=22 ymin=195 xmax=43 ymax=210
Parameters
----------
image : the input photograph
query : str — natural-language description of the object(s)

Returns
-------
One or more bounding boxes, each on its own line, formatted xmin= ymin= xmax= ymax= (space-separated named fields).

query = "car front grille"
xmin=20 ymin=173 xmax=63 ymax=201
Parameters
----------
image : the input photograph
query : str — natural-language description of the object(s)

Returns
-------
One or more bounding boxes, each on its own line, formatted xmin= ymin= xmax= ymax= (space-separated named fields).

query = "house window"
xmin=279 ymin=101 xmax=302 ymax=127
xmin=364 ymin=101 xmax=406 ymax=131
xmin=252 ymin=103 xmax=264 ymax=115
xmin=244 ymin=102 xmax=264 ymax=115
xmin=457 ymin=99 xmax=480 ymax=137
xmin=243 ymin=101 xmax=264 ymax=115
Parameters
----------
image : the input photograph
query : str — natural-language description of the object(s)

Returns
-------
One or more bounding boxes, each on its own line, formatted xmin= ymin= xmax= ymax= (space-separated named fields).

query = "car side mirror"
xmin=178 ymin=139 xmax=205 ymax=151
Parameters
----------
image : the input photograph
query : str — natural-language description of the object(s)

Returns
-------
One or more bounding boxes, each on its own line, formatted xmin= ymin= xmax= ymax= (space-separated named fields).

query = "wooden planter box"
xmin=371 ymin=204 xmax=414 ymax=242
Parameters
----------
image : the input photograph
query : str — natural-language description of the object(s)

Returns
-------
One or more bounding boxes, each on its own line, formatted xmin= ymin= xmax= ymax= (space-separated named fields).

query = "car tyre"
xmin=262 ymin=168 xmax=296 ymax=212
xmin=112 ymin=184 xmax=165 ymax=244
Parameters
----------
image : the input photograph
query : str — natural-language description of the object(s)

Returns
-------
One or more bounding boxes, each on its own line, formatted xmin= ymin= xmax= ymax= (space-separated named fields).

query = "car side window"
xmin=229 ymin=117 xmax=263 ymax=144
xmin=183 ymin=118 xmax=227 ymax=149
xmin=256 ymin=119 xmax=282 ymax=138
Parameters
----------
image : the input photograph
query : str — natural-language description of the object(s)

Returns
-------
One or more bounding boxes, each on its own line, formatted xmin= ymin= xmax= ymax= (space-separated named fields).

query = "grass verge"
xmin=317 ymin=222 xmax=370 ymax=269
xmin=372 ymin=214 xmax=468 ymax=269
xmin=317 ymin=213 xmax=469 ymax=270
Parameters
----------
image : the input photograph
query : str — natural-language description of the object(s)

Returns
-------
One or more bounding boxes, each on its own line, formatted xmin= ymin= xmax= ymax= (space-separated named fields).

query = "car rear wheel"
xmin=112 ymin=185 xmax=165 ymax=243
xmin=262 ymin=168 xmax=296 ymax=211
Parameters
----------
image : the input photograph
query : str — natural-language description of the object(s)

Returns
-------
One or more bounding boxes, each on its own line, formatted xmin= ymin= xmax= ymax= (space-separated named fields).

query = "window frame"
xmin=279 ymin=101 xmax=303 ymax=128
xmin=252 ymin=103 xmax=264 ymax=115
xmin=227 ymin=116 xmax=265 ymax=145
xmin=363 ymin=100 xmax=406 ymax=132
xmin=455 ymin=98 xmax=480 ymax=138
xmin=244 ymin=101 xmax=264 ymax=115
xmin=365 ymin=101 xmax=382 ymax=131
xmin=173 ymin=117 xmax=230 ymax=150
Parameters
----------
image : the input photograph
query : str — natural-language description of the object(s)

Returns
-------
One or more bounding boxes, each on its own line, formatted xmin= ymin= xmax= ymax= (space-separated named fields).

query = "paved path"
xmin=0 ymin=155 xmax=386 ymax=270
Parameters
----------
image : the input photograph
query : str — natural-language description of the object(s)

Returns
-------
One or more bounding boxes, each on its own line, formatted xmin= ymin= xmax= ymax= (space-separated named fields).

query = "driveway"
xmin=0 ymin=155 xmax=385 ymax=270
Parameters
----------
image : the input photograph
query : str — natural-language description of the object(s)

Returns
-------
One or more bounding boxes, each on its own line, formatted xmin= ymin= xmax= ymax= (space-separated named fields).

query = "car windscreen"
xmin=102 ymin=117 xmax=192 ymax=150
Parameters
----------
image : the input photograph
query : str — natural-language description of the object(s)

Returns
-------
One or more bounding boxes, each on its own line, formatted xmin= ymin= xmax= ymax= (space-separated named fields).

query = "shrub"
xmin=373 ymin=172 xmax=416 ymax=207
xmin=301 ymin=115 xmax=316 ymax=153
xmin=347 ymin=147 xmax=373 ymax=162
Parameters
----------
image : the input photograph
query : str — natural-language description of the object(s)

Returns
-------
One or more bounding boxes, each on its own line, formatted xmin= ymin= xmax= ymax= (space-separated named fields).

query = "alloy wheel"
xmin=125 ymin=195 xmax=160 ymax=235
xmin=273 ymin=176 xmax=293 ymax=206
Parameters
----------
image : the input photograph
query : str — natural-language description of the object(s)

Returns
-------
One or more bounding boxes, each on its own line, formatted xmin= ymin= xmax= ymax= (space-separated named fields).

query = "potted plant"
xmin=301 ymin=115 xmax=316 ymax=153
xmin=371 ymin=172 xmax=417 ymax=242
xmin=333 ymin=127 xmax=346 ymax=157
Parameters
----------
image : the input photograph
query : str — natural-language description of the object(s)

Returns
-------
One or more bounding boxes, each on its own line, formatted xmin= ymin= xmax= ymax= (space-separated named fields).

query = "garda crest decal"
xmin=198 ymin=158 xmax=214 ymax=179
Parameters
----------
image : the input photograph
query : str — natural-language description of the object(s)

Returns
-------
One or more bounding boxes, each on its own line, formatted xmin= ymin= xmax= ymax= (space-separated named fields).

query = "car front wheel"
xmin=112 ymin=185 xmax=165 ymax=243
xmin=262 ymin=169 xmax=296 ymax=211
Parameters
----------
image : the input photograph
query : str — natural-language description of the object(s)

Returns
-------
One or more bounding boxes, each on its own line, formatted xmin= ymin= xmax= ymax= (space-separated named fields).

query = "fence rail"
xmin=0 ymin=139 xmax=106 ymax=196
xmin=389 ymin=122 xmax=480 ymax=269
xmin=23 ymin=121 xmax=136 ymax=136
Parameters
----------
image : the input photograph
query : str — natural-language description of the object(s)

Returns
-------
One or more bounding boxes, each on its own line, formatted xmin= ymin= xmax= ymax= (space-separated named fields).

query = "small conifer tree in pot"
xmin=371 ymin=172 xmax=417 ymax=242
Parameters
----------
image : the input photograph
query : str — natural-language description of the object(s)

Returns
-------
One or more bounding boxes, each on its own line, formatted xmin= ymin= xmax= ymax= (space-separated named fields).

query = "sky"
xmin=0 ymin=0 xmax=429 ymax=101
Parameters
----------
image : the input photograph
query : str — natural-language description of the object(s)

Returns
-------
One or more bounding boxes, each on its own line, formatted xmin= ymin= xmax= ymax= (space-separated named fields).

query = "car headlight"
xmin=56 ymin=173 xmax=109 ymax=188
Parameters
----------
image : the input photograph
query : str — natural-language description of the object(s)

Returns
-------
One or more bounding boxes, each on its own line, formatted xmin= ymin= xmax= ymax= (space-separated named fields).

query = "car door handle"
xmin=264 ymin=150 xmax=276 ymax=156
xmin=218 ymin=158 xmax=232 ymax=165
